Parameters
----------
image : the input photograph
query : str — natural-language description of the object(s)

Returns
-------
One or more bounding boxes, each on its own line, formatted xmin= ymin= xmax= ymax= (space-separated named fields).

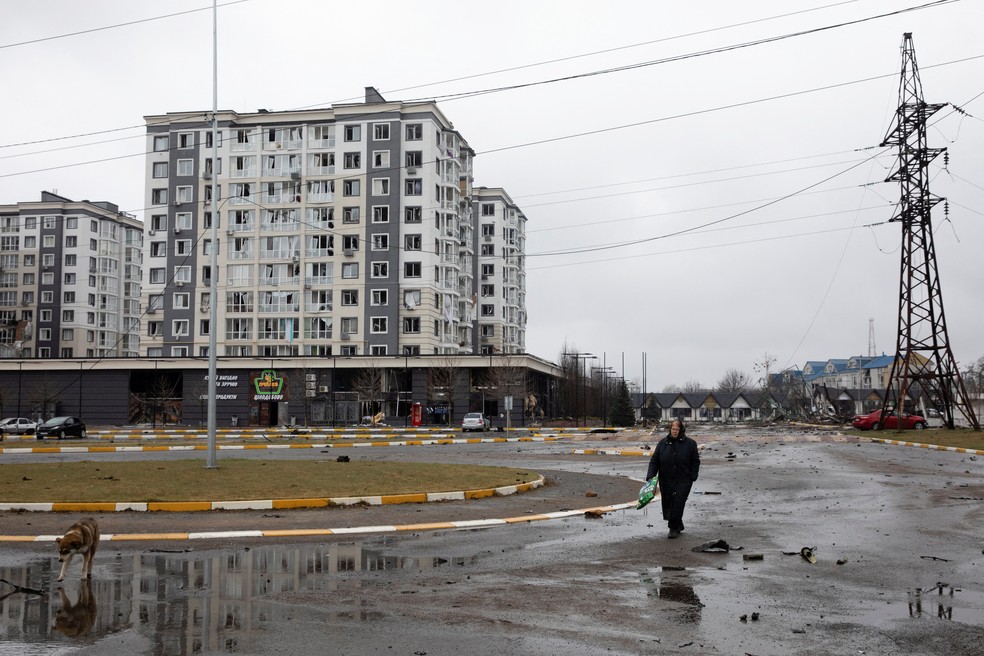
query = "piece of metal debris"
xmin=800 ymin=547 xmax=817 ymax=564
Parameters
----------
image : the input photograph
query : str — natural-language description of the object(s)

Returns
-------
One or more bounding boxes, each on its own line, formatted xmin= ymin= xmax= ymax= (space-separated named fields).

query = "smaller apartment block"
xmin=0 ymin=192 xmax=143 ymax=358
xmin=141 ymin=88 xmax=527 ymax=359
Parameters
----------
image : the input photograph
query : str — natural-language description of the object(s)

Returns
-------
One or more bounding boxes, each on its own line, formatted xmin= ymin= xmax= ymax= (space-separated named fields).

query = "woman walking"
xmin=646 ymin=419 xmax=700 ymax=538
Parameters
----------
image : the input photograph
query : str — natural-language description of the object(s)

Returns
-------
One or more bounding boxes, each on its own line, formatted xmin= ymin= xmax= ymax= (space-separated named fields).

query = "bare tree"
xmin=717 ymin=369 xmax=752 ymax=393
xmin=351 ymin=365 xmax=384 ymax=424
xmin=682 ymin=379 xmax=704 ymax=394
xmin=662 ymin=384 xmax=682 ymax=393
xmin=284 ymin=367 xmax=319 ymax=426
xmin=140 ymin=375 xmax=181 ymax=427
xmin=483 ymin=354 xmax=529 ymax=426
xmin=185 ymin=374 xmax=209 ymax=426
xmin=962 ymin=355 xmax=984 ymax=396
xmin=27 ymin=375 xmax=61 ymax=421
xmin=426 ymin=355 xmax=461 ymax=426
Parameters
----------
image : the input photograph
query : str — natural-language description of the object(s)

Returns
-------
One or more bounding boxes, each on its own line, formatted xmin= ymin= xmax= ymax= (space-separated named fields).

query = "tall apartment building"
xmin=0 ymin=191 xmax=143 ymax=359
xmin=141 ymin=88 xmax=526 ymax=358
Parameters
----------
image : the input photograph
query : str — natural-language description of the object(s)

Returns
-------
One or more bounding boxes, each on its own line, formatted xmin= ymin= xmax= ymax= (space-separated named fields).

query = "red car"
xmin=852 ymin=410 xmax=927 ymax=431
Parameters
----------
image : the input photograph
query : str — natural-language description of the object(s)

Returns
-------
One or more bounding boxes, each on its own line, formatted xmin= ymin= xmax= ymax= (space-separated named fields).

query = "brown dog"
xmin=55 ymin=517 xmax=99 ymax=582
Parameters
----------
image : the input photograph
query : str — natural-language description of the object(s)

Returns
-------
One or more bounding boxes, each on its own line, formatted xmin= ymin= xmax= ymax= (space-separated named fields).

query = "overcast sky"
xmin=1 ymin=0 xmax=981 ymax=392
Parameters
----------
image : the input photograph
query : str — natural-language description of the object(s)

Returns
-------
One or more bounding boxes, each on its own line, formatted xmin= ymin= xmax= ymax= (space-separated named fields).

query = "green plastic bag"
xmin=637 ymin=475 xmax=658 ymax=510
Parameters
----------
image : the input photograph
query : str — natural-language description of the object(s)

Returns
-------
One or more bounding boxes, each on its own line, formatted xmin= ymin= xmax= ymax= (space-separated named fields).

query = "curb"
xmin=0 ymin=475 xmax=547 ymax=514
xmin=573 ymin=448 xmax=652 ymax=457
xmin=0 ymin=500 xmax=638 ymax=543
xmin=869 ymin=437 xmax=984 ymax=455
xmin=0 ymin=435 xmax=563 ymax=454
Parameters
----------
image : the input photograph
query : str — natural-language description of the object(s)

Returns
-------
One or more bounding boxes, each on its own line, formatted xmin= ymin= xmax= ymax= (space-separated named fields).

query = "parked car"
xmin=852 ymin=409 xmax=927 ymax=431
xmin=35 ymin=416 xmax=87 ymax=440
xmin=0 ymin=417 xmax=37 ymax=436
xmin=461 ymin=412 xmax=491 ymax=432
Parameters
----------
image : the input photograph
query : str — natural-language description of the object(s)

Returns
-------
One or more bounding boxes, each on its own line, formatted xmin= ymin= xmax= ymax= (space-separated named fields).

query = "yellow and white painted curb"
xmin=1 ymin=435 xmax=563 ymax=455
xmin=869 ymin=437 xmax=984 ymax=455
xmin=0 ymin=475 xmax=547 ymax=515
xmin=0 ymin=500 xmax=637 ymax=543
xmin=573 ymin=448 xmax=652 ymax=457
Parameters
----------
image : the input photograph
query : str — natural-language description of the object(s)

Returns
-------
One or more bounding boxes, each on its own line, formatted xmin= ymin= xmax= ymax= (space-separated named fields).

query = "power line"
xmin=0 ymin=1 xmax=249 ymax=50
xmin=526 ymin=150 xmax=888 ymax=257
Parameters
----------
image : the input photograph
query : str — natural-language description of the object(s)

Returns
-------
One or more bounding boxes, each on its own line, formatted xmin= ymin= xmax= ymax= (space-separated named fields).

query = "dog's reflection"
xmin=52 ymin=579 xmax=97 ymax=637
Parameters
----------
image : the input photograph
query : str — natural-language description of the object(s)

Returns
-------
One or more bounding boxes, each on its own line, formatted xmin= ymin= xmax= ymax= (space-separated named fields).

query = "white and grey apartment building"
xmin=141 ymin=88 xmax=526 ymax=359
xmin=0 ymin=191 xmax=143 ymax=359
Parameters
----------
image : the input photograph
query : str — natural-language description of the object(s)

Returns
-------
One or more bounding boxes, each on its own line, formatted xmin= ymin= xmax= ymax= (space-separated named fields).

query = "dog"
xmin=52 ymin=579 xmax=97 ymax=637
xmin=55 ymin=517 xmax=99 ymax=582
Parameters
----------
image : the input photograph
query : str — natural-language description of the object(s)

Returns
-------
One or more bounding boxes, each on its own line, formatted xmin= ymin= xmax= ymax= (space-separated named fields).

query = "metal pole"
xmin=205 ymin=0 xmax=219 ymax=468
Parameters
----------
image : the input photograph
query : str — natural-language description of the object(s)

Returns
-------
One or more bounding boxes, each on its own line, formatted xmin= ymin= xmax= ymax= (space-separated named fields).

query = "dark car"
xmin=35 ymin=416 xmax=87 ymax=440
xmin=852 ymin=409 xmax=927 ymax=431
xmin=0 ymin=417 xmax=37 ymax=436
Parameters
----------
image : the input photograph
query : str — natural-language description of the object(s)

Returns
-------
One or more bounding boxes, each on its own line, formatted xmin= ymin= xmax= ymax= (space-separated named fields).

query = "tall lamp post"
xmin=564 ymin=352 xmax=597 ymax=428
xmin=595 ymin=366 xmax=616 ymax=426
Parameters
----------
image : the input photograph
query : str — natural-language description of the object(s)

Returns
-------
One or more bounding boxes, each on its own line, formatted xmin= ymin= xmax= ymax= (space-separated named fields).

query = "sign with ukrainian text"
xmin=254 ymin=369 xmax=284 ymax=398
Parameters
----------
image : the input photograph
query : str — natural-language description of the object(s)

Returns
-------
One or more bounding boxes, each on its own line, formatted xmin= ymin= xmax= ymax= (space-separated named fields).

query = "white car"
xmin=0 ymin=417 xmax=37 ymax=436
xmin=461 ymin=412 xmax=491 ymax=432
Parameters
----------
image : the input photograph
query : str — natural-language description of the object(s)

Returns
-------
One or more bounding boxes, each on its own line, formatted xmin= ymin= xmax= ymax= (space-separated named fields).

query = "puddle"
xmin=642 ymin=566 xmax=703 ymax=624
xmin=0 ymin=538 xmax=475 ymax=655
xmin=862 ymin=583 xmax=984 ymax=625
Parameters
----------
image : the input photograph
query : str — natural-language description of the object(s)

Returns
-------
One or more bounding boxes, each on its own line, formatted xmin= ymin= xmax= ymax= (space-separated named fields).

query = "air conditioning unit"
xmin=200 ymin=306 xmax=209 ymax=313
xmin=290 ymin=171 xmax=302 ymax=180
xmin=173 ymin=227 xmax=181 ymax=235
xmin=148 ymin=229 xmax=156 ymax=236
xmin=340 ymin=332 xmax=350 ymax=341
xmin=147 ymin=308 xmax=157 ymax=314
xmin=318 ymin=385 xmax=330 ymax=393
xmin=291 ymin=255 xmax=299 ymax=263
xmin=20 ymin=299 xmax=28 ymax=306
xmin=226 ymin=229 xmax=235 ymax=236
xmin=484 ymin=235 xmax=492 ymax=242
xmin=176 ymin=281 xmax=184 ymax=287
xmin=172 ymin=200 xmax=182 ymax=206
xmin=407 ymin=167 xmax=417 ymax=175
xmin=481 ymin=275 xmax=489 ymax=280
xmin=303 ymin=283 xmax=311 ymax=289
xmin=203 ymin=172 xmax=212 ymax=180
xmin=343 ymin=248 xmax=354 ymax=257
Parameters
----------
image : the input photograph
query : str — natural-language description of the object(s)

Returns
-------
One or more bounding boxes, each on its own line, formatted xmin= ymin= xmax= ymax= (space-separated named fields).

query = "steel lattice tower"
xmin=879 ymin=33 xmax=979 ymax=430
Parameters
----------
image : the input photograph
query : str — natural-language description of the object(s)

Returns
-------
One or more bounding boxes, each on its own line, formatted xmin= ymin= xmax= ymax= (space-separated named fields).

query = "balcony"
xmin=259 ymin=302 xmax=299 ymax=313
xmin=260 ymin=221 xmax=300 ymax=232
xmin=306 ymin=191 xmax=334 ymax=203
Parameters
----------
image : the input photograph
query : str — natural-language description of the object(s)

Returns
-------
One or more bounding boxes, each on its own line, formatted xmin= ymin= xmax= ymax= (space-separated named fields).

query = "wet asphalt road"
xmin=2 ymin=429 xmax=983 ymax=655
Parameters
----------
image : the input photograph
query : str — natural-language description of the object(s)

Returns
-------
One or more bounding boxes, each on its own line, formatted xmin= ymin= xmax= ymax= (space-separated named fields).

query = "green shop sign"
xmin=254 ymin=369 xmax=284 ymax=399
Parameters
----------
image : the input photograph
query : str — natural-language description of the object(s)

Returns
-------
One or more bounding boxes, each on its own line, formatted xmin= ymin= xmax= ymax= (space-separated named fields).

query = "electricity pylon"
xmin=879 ymin=33 xmax=979 ymax=430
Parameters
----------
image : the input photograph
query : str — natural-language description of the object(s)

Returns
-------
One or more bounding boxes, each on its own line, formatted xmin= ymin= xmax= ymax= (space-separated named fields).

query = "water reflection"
xmin=51 ymin=580 xmax=97 ymax=637
xmin=0 ymin=538 xmax=473 ymax=655
xmin=647 ymin=566 xmax=703 ymax=624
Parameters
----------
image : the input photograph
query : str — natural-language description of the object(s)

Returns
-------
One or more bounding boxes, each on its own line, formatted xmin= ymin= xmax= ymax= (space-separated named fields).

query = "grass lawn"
xmin=0 ymin=460 xmax=540 ymax=503
xmin=849 ymin=427 xmax=984 ymax=451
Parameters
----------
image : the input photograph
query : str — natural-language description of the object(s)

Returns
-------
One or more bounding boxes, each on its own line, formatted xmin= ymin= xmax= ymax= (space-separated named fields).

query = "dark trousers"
xmin=659 ymin=477 xmax=693 ymax=529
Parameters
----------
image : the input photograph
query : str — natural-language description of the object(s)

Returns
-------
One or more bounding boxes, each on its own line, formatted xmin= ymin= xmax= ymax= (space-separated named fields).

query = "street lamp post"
xmin=564 ymin=352 xmax=597 ymax=428
xmin=595 ymin=366 xmax=615 ymax=426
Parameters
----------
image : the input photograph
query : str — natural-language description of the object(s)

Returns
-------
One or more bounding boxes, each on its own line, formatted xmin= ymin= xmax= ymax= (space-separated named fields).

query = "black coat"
xmin=646 ymin=434 xmax=700 ymax=522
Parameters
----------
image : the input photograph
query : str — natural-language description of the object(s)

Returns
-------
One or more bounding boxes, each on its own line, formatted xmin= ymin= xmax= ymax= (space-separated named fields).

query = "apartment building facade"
xmin=141 ymin=88 xmax=526 ymax=359
xmin=0 ymin=191 xmax=142 ymax=359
